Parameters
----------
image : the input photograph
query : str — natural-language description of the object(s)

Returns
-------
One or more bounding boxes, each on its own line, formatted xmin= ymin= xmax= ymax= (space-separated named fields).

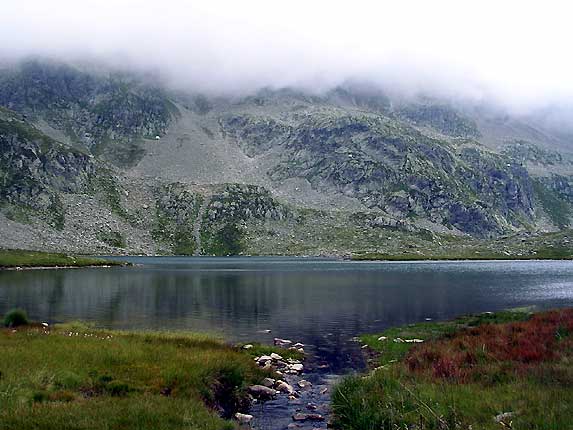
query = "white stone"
xmin=235 ymin=412 xmax=253 ymax=424
xmin=276 ymin=380 xmax=295 ymax=394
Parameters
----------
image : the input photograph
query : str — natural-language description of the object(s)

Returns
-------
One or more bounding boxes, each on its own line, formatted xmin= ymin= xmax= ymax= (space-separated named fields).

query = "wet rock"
xmin=297 ymin=380 xmax=312 ymax=389
xmin=235 ymin=412 xmax=254 ymax=424
xmin=276 ymin=380 xmax=295 ymax=394
xmin=261 ymin=377 xmax=275 ymax=388
xmin=274 ymin=338 xmax=292 ymax=347
xmin=289 ymin=363 xmax=304 ymax=372
xmin=270 ymin=352 xmax=283 ymax=360
xmin=248 ymin=385 xmax=277 ymax=400
xmin=293 ymin=413 xmax=325 ymax=422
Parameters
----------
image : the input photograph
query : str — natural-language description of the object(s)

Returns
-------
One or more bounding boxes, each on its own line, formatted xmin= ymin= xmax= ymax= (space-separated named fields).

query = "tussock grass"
xmin=2 ymin=308 xmax=30 ymax=327
xmin=0 ymin=323 xmax=269 ymax=430
xmin=334 ymin=309 xmax=573 ymax=430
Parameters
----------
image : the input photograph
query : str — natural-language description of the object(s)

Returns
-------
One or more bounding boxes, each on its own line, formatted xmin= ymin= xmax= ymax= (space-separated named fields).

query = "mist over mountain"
xmin=2 ymin=1 xmax=573 ymax=111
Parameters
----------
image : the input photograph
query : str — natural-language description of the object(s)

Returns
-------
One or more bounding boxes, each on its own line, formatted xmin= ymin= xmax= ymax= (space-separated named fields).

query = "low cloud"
xmin=1 ymin=0 xmax=573 ymax=112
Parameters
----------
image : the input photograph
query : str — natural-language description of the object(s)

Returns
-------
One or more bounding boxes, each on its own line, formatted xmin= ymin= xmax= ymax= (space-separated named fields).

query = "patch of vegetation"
xmin=87 ymin=173 xmax=132 ymax=222
xmin=0 ymin=323 xmax=271 ymax=429
xmin=0 ymin=249 xmax=124 ymax=269
xmin=93 ymin=138 xmax=146 ymax=168
xmin=2 ymin=203 xmax=33 ymax=224
xmin=3 ymin=308 xmax=30 ymax=327
xmin=533 ymin=179 xmax=572 ymax=228
xmin=333 ymin=309 xmax=573 ymax=430
xmin=152 ymin=185 xmax=201 ymax=255
xmin=96 ymin=231 xmax=126 ymax=248
xmin=214 ymin=223 xmax=243 ymax=255
xmin=45 ymin=194 xmax=65 ymax=230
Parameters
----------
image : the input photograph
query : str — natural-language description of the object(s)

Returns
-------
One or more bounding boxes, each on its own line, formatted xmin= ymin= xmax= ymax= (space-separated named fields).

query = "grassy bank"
xmin=0 ymin=322 xmax=270 ymax=430
xmin=333 ymin=309 xmax=573 ymax=430
xmin=0 ymin=249 xmax=124 ymax=269
xmin=351 ymin=253 xmax=573 ymax=261
xmin=351 ymin=229 xmax=573 ymax=261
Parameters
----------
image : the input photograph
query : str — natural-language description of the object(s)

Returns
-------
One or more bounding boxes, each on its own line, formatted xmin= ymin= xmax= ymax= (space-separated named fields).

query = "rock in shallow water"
xmin=248 ymin=385 xmax=277 ymax=400
xmin=292 ymin=413 xmax=325 ymax=422
xmin=235 ymin=412 xmax=254 ymax=424
xmin=276 ymin=380 xmax=295 ymax=394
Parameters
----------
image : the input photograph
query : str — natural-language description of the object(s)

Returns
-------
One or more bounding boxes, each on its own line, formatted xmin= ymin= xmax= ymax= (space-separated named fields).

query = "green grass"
xmin=0 ymin=249 xmax=124 ymax=269
xmin=333 ymin=309 xmax=573 ymax=430
xmin=0 ymin=322 xmax=272 ymax=430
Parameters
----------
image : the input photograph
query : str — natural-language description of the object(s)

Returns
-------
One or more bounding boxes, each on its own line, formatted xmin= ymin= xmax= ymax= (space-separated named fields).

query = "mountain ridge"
xmin=0 ymin=59 xmax=572 ymax=256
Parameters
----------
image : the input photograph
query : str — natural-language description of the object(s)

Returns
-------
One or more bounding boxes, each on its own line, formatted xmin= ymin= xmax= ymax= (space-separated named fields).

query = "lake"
xmin=1 ymin=257 xmax=573 ymax=373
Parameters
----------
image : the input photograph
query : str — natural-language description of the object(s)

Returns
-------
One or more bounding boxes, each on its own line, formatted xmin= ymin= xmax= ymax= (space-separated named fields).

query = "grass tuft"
xmin=3 ymin=308 xmax=30 ymax=328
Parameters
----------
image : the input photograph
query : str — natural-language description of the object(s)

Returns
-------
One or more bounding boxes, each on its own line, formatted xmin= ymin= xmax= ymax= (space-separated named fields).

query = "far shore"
xmin=0 ymin=249 xmax=126 ymax=270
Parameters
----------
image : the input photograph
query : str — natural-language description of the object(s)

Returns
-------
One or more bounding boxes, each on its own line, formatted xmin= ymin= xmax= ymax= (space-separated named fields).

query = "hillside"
xmin=0 ymin=60 xmax=572 ymax=256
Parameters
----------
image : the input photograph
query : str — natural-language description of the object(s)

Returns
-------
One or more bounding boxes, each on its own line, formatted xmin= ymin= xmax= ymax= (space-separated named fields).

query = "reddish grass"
xmin=405 ymin=309 xmax=573 ymax=382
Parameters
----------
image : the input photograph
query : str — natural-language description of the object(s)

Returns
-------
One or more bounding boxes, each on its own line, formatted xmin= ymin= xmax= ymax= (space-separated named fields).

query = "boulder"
xmin=276 ymin=380 xmax=295 ymax=394
xmin=274 ymin=338 xmax=292 ymax=347
xmin=289 ymin=363 xmax=304 ymax=372
xmin=248 ymin=385 xmax=277 ymax=400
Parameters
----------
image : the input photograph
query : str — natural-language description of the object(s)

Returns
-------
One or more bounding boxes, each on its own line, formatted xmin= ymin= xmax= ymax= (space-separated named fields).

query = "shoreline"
xmin=0 ymin=264 xmax=124 ymax=271
xmin=350 ymin=255 xmax=573 ymax=262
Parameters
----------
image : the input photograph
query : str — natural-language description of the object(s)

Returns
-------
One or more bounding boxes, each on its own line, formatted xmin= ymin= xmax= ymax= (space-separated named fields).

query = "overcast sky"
xmin=1 ymin=0 xmax=572 ymax=111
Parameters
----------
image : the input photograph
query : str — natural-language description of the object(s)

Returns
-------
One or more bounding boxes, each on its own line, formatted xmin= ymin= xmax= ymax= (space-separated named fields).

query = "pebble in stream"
xmin=241 ymin=340 xmax=340 ymax=430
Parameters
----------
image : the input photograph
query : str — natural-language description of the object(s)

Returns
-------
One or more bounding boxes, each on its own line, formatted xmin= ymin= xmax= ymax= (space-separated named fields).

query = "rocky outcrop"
xmin=223 ymin=111 xmax=534 ymax=236
xmin=397 ymin=102 xmax=481 ymax=138
xmin=200 ymin=184 xmax=290 ymax=255
xmin=0 ymin=107 xmax=96 ymax=228
xmin=0 ymin=60 xmax=176 ymax=167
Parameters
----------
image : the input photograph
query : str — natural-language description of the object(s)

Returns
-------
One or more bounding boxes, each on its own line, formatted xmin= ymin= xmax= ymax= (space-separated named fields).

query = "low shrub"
xmin=3 ymin=308 xmax=30 ymax=327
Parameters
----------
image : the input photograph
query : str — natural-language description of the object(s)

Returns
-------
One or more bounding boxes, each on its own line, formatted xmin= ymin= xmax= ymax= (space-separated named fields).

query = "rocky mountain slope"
xmin=0 ymin=60 xmax=572 ymax=256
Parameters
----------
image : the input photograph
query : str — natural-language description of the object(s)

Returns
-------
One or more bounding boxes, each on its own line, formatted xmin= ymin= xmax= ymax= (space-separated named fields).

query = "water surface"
xmin=1 ymin=257 xmax=573 ymax=372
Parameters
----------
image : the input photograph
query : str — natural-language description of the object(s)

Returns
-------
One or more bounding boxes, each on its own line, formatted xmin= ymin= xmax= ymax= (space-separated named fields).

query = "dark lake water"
xmin=1 ymin=257 xmax=573 ymax=373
